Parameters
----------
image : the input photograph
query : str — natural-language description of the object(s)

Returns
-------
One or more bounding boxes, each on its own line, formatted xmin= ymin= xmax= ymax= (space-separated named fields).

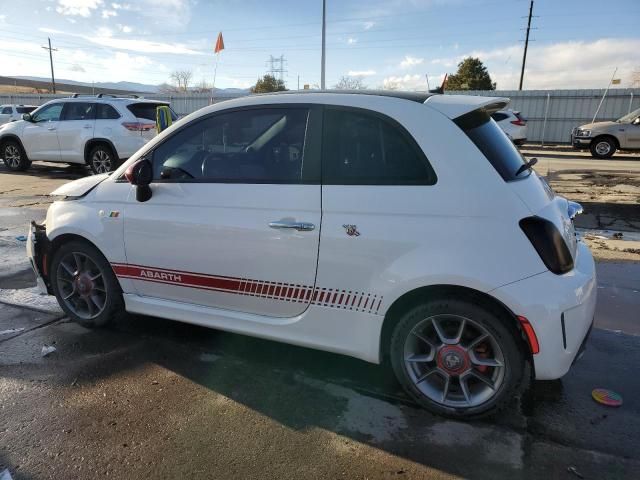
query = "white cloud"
xmin=400 ymin=55 xmax=424 ymax=69
xmin=0 ymin=15 xmax=6 ymax=23
xmin=348 ymin=70 xmax=376 ymax=77
xmin=111 ymin=2 xmax=131 ymax=9
xmin=363 ymin=21 xmax=375 ymax=30
xmin=39 ymin=27 xmax=204 ymax=55
xmin=430 ymin=38 xmax=640 ymax=89
xmin=101 ymin=9 xmax=117 ymax=18
xmin=56 ymin=0 xmax=103 ymax=17
xmin=347 ymin=37 xmax=357 ymax=45
xmin=70 ymin=64 xmax=86 ymax=72
xmin=117 ymin=24 xmax=133 ymax=33
xmin=383 ymin=74 xmax=427 ymax=90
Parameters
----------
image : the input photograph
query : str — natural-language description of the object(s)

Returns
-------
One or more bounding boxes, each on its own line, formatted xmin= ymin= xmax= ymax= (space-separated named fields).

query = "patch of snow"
xmin=0 ymin=234 xmax=31 ymax=278
xmin=577 ymin=228 xmax=640 ymax=242
xmin=0 ymin=286 xmax=62 ymax=314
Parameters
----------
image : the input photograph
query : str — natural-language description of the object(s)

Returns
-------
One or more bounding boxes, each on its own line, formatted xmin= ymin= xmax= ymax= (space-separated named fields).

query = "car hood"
xmin=578 ymin=121 xmax=617 ymax=130
xmin=51 ymin=173 xmax=110 ymax=197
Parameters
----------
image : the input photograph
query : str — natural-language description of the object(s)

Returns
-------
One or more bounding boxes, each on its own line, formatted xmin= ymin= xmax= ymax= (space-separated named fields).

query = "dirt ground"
xmin=545 ymin=168 xmax=640 ymax=262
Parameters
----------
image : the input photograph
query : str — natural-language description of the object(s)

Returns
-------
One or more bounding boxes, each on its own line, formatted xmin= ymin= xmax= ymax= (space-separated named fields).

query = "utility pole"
xmin=518 ymin=0 xmax=534 ymax=91
xmin=42 ymin=38 xmax=57 ymax=93
xmin=321 ymin=0 xmax=326 ymax=89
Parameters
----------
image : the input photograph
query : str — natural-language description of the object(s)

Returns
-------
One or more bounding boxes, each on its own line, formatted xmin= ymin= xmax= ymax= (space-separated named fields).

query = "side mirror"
xmin=22 ymin=113 xmax=33 ymax=122
xmin=125 ymin=159 xmax=153 ymax=202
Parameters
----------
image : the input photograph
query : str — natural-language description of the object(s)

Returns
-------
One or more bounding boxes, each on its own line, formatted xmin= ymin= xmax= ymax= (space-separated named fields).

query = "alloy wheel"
xmin=92 ymin=150 xmax=112 ymax=173
xmin=403 ymin=314 xmax=506 ymax=408
xmin=4 ymin=145 xmax=21 ymax=168
xmin=56 ymin=251 xmax=108 ymax=320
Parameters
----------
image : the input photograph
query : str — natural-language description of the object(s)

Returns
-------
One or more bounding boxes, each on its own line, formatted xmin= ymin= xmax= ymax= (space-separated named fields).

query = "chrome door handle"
xmin=47 ymin=127 xmax=56 ymax=131
xmin=83 ymin=125 xmax=92 ymax=129
xmin=269 ymin=221 xmax=315 ymax=231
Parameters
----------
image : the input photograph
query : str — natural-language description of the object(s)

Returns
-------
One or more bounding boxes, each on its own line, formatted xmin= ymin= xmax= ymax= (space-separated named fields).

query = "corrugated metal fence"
xmin=3 ymin=89 xmax=639 ymax=144
xmin=447 ymin=88 xmax=640 ymax=144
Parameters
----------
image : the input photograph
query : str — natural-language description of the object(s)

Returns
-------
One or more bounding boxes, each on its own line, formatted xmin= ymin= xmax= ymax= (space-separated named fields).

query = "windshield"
xmin=616 ymin=107 xmax=640 ymax=123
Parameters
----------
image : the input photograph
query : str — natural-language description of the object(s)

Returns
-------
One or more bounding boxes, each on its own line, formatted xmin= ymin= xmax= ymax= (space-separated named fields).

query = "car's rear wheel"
xmin=88 ymin=144 xmax=117 ymax=174
xmin=50 ymin=240 xmax=124 ymax=328
xmin=590 ymin=137 xmax=616 ymax=159
xmin=1 ymin=140 xmax=31 ymax=171
xmin=390 ymin=297 xmax=527 ymax=419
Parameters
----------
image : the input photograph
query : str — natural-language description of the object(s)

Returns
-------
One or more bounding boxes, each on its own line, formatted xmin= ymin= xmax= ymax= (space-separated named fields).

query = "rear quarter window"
xmin=127 ymin=103 xmax=177 ymax=121
xmin=322 ymin=107 xmax=436 ymax=185
xmin=455 ymin=109 xmax=529 ymax=182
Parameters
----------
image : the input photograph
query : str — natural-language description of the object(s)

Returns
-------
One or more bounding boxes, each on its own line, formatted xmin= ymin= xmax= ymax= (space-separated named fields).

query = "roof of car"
xmin=48 ymin=96 xmax=167 ymax=104
xmin=255 ymin=89 xmax=435 ymax=103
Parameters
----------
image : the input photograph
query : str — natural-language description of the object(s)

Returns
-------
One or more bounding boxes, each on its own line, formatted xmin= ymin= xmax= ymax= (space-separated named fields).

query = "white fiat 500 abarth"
xmin=27 ymin=91 xmax=596 ymax=418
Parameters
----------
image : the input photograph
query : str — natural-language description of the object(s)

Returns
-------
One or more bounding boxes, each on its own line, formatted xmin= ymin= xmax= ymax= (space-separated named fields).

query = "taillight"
xmin=511 ymin=119 xmax=526 ymax=126
xmin=517 ymin=316 xmax=540 ymax=354
xmin=519 ymin=216 xmax=573 ymax=274
xmin=122 ymin=122 xmax=155 ymax=132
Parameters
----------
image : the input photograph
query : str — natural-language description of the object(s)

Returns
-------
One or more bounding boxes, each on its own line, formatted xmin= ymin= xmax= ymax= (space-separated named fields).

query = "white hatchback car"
xmin=0 ymin=95 xmax=175 ymax=174
xmin=27 ymin=91 xmax=596 ymax=418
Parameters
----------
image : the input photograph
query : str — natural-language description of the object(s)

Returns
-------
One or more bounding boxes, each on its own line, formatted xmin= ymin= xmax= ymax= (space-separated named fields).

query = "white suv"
xmin=26 ymin=91 xmax=596 ymax=418
xmin=0 ymin=95 xmax=175 ymax=174
xmin=0 ymin=104 xmax=37 ymax=125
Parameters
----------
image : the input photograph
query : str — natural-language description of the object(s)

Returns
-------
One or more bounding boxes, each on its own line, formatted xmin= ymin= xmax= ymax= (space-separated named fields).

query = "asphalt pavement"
xmin=1 ymin=158 xmax=639 ymax=479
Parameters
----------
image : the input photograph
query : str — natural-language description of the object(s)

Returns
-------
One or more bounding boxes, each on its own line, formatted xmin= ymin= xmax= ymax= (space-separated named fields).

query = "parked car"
xmin=0 ymin=94 xmax=177 ymax=174
xmin=0 ymin=104 xmax=37 ymax=125
xmin=571 ymin=107 xmax=640 ymax=158
xmin=491 ymin=109 xmax=527 ymax=145
xmin=27 ymin=91 xmax=596 ymax=419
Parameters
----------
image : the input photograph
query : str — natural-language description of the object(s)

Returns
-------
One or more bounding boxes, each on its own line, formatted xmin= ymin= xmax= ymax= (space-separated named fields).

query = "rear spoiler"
xmin=424 ymin=95 xmax=510 ymax=120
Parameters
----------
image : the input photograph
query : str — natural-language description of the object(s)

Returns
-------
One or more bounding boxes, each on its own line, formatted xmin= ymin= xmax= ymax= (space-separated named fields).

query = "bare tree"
xmin=194 ymin=78 xmax=212 ymax=93
xmin=169 ymin=70 xmax=194 ymax=92
xmin=334 ymin=75 xmax=367 ymax=90
xmin=632 ymin=68 xmax=640 ymax=87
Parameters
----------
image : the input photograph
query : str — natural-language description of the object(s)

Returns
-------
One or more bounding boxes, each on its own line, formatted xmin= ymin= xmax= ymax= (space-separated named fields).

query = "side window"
xmin=96 ymin=104 xmax=121 ymax=120
xmin=1 ymin=107 xmax=12 ymax=115
xmin=62 ymin=102 xmax=95 ymax=121
xmin=31 ymin=104 xmax=64 ymax=123
xmin=322 ymin=108 xmax=436 ymax=185
xmin=152 ymin=108 xmax=309 ymax=183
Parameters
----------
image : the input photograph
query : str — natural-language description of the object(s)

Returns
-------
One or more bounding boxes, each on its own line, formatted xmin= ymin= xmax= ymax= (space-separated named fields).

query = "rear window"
xmin=16 ymin=106 xmax=36 ymax=114
xmin=127 ymin=103 xmax=177 ymax=121
xmin=455 ymin=109 xmax=530 ymax=182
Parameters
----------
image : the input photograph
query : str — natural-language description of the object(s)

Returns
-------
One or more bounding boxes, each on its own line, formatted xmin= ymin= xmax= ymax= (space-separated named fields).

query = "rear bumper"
xmin=490 ymin=241 xmax=597 ymax=380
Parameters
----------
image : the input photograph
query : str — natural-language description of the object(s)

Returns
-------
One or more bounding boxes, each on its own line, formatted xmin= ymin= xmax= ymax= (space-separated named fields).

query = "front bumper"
xmin=26 ymin=221 xmax=52 ymax=295
xmin=571 ymin=134 xmax=591 ymax=149
xmin=491 ymin=241 xmax=597 ymax=380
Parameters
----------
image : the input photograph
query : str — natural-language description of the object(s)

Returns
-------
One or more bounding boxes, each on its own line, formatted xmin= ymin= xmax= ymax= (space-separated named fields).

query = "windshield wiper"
xmin=515 ymin=157 xmax=537 ymax=177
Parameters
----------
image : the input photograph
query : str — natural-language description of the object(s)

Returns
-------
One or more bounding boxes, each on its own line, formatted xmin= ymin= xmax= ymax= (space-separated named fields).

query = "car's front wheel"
xmin=590 ymin=136 xmax=616 ymax=159
xmin=50 ymin=240 xmax=124 ymax=328
xmin=390 ymin=297 xmax=527 ymax=419
xmin=1 ymin=140 xmax=31 ymax=171
xmin=88 ymin=144 xmax=117 ymax=174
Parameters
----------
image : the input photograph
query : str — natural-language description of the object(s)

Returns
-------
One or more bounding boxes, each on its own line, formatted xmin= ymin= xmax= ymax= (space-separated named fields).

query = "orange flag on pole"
xmin=214 ymin=32 xmax=225 ymax=54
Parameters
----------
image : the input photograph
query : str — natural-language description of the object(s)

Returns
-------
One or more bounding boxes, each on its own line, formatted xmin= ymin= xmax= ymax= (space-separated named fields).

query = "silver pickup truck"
xmin=571 ymin=107 xmax=640 ymax=158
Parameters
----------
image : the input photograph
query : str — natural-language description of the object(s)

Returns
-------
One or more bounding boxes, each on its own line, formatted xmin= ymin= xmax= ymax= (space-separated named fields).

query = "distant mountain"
xmin=11 ymin=76 xmax=249 ymax=95
xmin=14 ymin=76 xmax=159 ymax=93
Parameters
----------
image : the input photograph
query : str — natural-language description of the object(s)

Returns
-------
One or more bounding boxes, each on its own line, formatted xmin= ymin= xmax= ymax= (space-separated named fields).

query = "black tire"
xmin=88 ymin=144 xmax=118 ymax=174
xmin=389 ymin=297 xmax=527 ymax=419
xmin=1 ymin=139 xmax=31 ymax=171
xmin=590 ymin=136 xmax=616 ymax=159
xmin=50 ymin=240 xmax=124 ymax=328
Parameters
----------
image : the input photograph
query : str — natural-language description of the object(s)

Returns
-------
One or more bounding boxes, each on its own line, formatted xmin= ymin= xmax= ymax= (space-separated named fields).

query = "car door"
xmin=57 ymin=102 xmax=96 ymax=162
xmin=22 ymin=103 xmax=63 ymax=161
xmin=121 ymin=105 xmax=322 ymax=318
xmin=621 ymin=116 xmax=640 ymax=149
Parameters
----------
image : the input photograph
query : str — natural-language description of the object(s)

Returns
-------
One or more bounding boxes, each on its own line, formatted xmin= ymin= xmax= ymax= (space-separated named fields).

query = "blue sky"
xmin=0 ymin=0 xmax=638 ymax=90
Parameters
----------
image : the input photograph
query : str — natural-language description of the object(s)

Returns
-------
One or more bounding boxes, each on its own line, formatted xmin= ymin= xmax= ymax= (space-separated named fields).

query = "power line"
xmin=41 ymin=37 xmax=57 ymax=93
xmin=267 ymin=55 xmax=287 ymax=82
